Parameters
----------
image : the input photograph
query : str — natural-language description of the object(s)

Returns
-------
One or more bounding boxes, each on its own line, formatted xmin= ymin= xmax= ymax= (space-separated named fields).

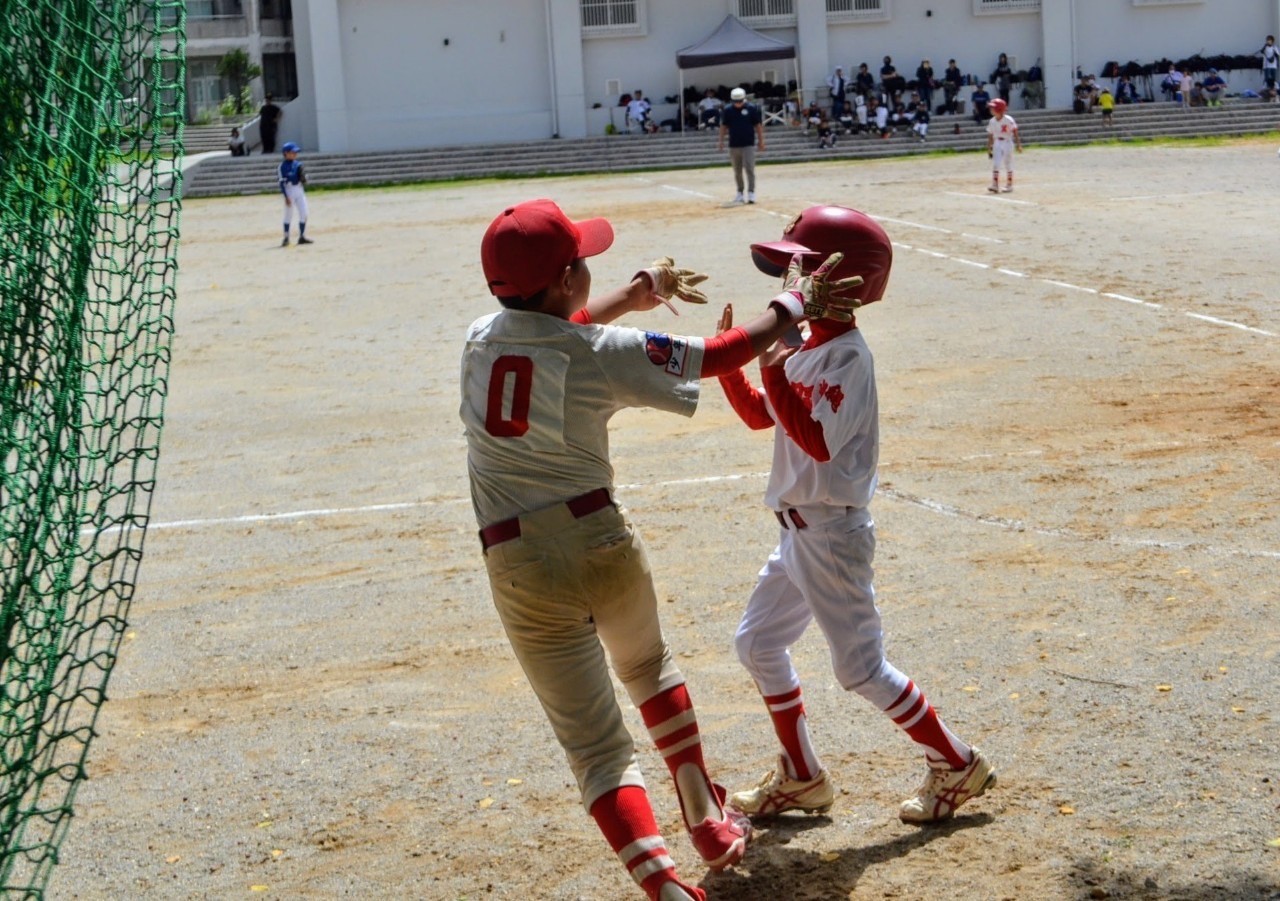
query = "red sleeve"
xmin=717 ymin=369 xmax=774 ymax=430
xmin=761 ymin=365 xmax=830 ymax=461
xmin=570 ymin=308 xmax=592 ymax=325
xmin=700 ymin=326 xmax=756 ymax=377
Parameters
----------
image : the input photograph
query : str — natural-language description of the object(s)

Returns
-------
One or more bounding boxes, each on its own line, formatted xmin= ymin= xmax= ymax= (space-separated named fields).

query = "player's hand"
xmin=717 ymin=304 xmax=733 ymax=334
xmin=636 ymin=257 xmax=709 ymax=315
xmin=759 ymin=339 xmax=798 ymax=369
xmin=285 ymin=197 xmax=292 ymax=206
xmin=782 ymin=252 xmax=864 ymax=323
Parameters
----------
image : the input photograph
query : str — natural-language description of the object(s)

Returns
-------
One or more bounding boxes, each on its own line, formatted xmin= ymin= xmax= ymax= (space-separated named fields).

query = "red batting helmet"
xmin=989 ymin=98 xmax=1008 ymax=114
xmin=750 ymin=205 xmax=892 ymax=305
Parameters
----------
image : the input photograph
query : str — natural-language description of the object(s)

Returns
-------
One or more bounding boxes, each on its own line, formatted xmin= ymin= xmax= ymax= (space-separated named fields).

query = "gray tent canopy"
xmin=676 ymin=15 xmax=800 ymax=131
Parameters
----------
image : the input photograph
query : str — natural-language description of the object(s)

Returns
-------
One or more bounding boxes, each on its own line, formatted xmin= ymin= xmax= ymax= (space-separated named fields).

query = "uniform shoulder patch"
xmin=644 ymin=332 xmax=690 ymax=377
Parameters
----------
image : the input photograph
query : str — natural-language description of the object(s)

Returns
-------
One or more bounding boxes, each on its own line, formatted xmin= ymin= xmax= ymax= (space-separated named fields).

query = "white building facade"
xmin=284 ymin=0 xmax=1280 ymax=153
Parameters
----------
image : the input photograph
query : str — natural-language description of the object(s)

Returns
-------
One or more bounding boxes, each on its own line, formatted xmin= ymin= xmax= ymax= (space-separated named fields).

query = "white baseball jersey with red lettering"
xmin=987 ymin=113 xmax=1018 ymax=170
xmin=460 ymin=309 xmax=706 ymax=526
xmin=761 ymin=328 xmax=878 ymax=511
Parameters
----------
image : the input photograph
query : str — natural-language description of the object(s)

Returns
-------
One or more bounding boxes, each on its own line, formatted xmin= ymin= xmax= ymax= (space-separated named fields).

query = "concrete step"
xmin=182 ymin=100 xmax=1280 ymax=198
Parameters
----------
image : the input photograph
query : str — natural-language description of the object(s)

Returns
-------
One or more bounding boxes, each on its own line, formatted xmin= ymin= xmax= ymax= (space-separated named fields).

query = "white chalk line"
xmin=648 ymin=178 xmax=1272 ymax=336
xmin=116 ymin=472 xmax=1278 ymax=560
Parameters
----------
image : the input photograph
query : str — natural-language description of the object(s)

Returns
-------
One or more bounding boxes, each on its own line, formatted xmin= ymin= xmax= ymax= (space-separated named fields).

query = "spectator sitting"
xmin=228 ymin=126 xmax=247 ymax=156
xmin=1116 ymin=74 xmax=1140 ymax=104
xmin=943 ymin=59 xmax=963 ymax=114
xmin=816 ymin=113 xmax=838 ymax=149
xmin=804 ymin=100 xmax=824 ymax=133
xmin=626 ymin=89 xmax=653 ymax=132
xmin=1201 ymin=68 xmax=1227 ymax=107
xmin=880 ymin=56 xmax=906 ymax=103
xmin=698 ymin=88 xmax=723 ymax=129
xmin=1161 ymin=65 xmax=1183 ymax=102
xmin=1073 ymin=75 xmax=1098 ymax=113
xmin=872 ymin=96 xmax=891 ymax=138
xmin=912 ymin=101 xmax=930 ymax=142
xmin=970 ymin=83 xmax=991 ymax=123
xmin=855 ymin=63 xmax=876 ymax=99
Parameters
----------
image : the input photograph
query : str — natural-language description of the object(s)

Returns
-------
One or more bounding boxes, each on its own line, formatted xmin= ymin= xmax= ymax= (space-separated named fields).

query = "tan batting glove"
xmin=781 ymin=252 xmax=864 ymax=323
xmin=635 ymin=257 xmax=709 ymax=315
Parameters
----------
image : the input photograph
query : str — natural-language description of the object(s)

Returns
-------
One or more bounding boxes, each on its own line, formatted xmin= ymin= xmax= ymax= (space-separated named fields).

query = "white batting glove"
xmin=635 ymin=257 xmax=709 ymax=315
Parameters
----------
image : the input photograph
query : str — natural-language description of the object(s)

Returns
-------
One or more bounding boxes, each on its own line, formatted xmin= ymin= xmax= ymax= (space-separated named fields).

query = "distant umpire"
xmin=717 ymin=87 xmax=765 ymax=205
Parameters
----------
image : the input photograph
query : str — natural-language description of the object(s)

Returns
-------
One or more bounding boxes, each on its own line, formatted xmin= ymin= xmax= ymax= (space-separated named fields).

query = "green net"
xmin=0 ymin=1 xmax=183 ymax=894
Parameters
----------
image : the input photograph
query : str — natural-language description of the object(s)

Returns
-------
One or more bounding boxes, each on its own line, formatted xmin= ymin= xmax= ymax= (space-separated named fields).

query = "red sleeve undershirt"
xmin=761 ymin=364 xmax=831 ymax=461
xmin=717 ymin=368 xmax=774 ymax=430
xmin=569 ymin=314 xmax=755 ymax=380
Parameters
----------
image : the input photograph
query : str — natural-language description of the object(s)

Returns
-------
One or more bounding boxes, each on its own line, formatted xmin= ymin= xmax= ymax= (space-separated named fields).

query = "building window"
xmin=582 ymin=0 xmax=646 ymax=37
xmin=735 ymin=0 xmax=796 ymax=29
xmin=827 ymin=0 xmax=890 ymax=24
xmin=972 ymin=0 xmax=1040 ymax=14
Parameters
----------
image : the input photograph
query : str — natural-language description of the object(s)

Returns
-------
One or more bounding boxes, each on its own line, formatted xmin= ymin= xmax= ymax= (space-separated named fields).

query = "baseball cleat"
xmin=1001 ymin=185 xmax=1013 ymax=193
xmin=733 ymin=192 xmax=745 ymax=204
xmin=297 ymin=236 xmax=314 ymax=244
xmin=729 ymin=755 xmax=835 ymax=817
xmin=657 ymin=879 xmax=706 ymax=901
xmin=747 ymin=191 xmax=756 ymax=204
xmin=687 ymin=785 xmax=751 ymax=871
xmin=898 ymin=746 xmax=996 ymax=824
xmin=281 ymin=236 xmax=290 ymax=246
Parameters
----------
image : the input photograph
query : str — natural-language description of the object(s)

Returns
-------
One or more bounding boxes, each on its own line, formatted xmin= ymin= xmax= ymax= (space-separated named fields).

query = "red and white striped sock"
xmin=639 ymin=684 xmax=720 ymax=824
xmin=883 ymin=680 xmax=971 ymax=770
xmin=762 ymin=687 xmax=821 ymax=780
xmin=590 ymin=786 xmax=703 ymax=901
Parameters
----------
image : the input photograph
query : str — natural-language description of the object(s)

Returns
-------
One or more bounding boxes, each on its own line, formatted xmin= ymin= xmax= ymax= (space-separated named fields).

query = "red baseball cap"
xmin=481 ymin=199 xmax=614 ymax=299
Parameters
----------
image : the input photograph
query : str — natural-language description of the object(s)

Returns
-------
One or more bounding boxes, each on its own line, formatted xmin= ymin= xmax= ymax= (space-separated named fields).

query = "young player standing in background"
xmin=985 ymin=98 xmax=1023 ymax=193
xmin=277 ymin=142 xmax=313 ymax=246
xmin=460 ymin=198 xmax=851 ymax=900
xmin=716 ymin=206 xmax=997 ymax=826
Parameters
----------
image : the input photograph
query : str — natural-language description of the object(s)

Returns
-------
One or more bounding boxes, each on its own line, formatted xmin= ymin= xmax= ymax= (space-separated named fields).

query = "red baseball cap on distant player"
xmin=481 ymin=199 xmax=614 ymax=299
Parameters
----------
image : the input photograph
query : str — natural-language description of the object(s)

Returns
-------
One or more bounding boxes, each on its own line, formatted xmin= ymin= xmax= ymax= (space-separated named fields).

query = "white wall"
xmin=291 ymin=0 xmax=1280 ymax=152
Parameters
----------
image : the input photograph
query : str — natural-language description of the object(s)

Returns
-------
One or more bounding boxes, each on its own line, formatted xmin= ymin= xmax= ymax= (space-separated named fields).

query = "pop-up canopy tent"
xmin=676 ymin=15 xmax=799 ymax=132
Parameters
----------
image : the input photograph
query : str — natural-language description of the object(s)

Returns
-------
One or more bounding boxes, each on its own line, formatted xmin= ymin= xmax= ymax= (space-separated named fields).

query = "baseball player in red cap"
xmin=985 ymin=98 xmax=1022 ymax=193
xmin=717 ymin=206 xmax=997 ymax=826
xmin=460 ymin=198 xmax=851 ymax=901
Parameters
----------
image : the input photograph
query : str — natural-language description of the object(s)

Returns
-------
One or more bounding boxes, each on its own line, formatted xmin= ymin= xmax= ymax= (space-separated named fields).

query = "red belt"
xmin=775 ymin=509 xmax=808 ymax=530
xmin=479 ymin=488 xmax=613 ymax=550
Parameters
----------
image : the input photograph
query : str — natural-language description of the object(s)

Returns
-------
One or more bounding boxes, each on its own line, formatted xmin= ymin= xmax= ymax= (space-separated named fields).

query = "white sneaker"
xmin=729 ymin=756 xmax=834 ymax=817
xmin=747 ymin=191 xmax=756 ymax=204
xmin=899 ymin=747 xmax=996 ymax=824
xmin=1001 ymin=185 xmax=1013 ymax=193
xmin=733 ymin=192 xmax=745 ymax=204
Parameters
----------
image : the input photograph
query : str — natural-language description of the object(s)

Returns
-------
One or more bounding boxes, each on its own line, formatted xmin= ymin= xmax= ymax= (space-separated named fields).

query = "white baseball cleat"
xmin=899 ymin=747 xmax=996 ymax=824
xmin=729 ymin=755 xmax=835 ymax=817
xmin=733 ymin=192 xmax=745 ymax=204
xmin=747 ymin=191 xmax=756 ymax=204
xmin=1001 ymin=185 xmax=1014 ymax=193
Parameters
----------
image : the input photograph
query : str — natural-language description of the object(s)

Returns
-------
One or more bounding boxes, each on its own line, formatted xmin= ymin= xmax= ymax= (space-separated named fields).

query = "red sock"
xmin=763 ymin=687 xmax=819 ymax=780
xmin=639 ymin=684 xmax=708 ymax=785
xmin=884 ymin=680 xmax=971 ymax=770
xmin=590 ymin=786 xmax=701 ymax=901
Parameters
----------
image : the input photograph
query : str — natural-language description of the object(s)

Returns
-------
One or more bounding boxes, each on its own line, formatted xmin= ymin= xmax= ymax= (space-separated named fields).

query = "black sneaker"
xmin=297 ymin=236 xmax=314 ymax=245
xmin=281 ymin=236 xmax=290 ymax=246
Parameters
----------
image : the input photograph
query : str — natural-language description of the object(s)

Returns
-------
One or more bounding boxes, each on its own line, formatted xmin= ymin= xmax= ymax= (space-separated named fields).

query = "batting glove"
xmin=774 ymin=252 xmax=864 ymax=323
xmin=635 ymin=256 xmax=709 ymax=315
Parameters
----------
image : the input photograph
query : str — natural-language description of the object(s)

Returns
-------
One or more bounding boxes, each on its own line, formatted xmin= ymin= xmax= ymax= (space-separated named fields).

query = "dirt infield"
xmin=56 ymin=140 xmax=1279 ymax=900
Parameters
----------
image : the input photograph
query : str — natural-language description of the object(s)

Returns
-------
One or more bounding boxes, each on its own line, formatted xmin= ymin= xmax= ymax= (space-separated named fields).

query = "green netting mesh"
xmin=0 ymin=2 xmax=183 ymax=894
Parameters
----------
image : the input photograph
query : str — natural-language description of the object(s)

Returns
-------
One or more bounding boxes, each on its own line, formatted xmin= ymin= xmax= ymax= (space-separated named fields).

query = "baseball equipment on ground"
xmin=636 ymin=257 xmax=709 ymax=314
xmin=782 ymin=252 xmax=863 ymax=322
xmin=750 ymin=205 xmax=893 ymax=306
xmin=988 ymin=98 xmax=1007 ymax=115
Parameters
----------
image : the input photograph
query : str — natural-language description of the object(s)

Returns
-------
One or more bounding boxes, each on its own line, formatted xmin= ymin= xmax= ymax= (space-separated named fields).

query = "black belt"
xmin=479 ymin=488 xmax=613 ymax=550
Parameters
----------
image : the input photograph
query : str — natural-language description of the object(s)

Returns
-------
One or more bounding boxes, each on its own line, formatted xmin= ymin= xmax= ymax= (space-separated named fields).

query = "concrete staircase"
xmin=182 ymin=123 xmax=254 ymax=155
xmin=181 ymin=100 xmax=1280 ymax=199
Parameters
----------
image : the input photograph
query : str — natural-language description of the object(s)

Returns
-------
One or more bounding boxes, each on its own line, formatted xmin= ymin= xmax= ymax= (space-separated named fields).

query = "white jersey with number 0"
xmin=461 ymin=310 xmax=705 ymax=525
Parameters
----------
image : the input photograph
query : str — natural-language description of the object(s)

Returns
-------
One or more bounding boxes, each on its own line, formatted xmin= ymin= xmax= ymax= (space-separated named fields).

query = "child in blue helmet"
xmin=278 ymin=141 xmax=312 ymax=246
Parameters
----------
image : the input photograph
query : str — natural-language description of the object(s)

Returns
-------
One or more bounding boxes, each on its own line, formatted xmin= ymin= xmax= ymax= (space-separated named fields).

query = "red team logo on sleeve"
xmin=645 ymin=332 xmax=689 ymax=377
